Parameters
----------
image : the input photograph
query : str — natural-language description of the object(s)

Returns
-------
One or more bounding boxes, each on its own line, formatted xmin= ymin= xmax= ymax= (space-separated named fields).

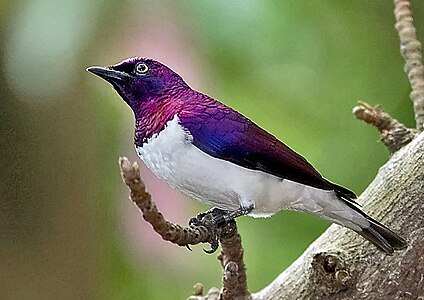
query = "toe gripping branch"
xmin=189 ymin=206 xmax=253 ymax=253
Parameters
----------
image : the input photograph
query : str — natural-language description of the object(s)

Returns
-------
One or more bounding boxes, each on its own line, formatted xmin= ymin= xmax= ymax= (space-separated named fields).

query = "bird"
xmin=87 ymin=57 xmax=407 ymax=254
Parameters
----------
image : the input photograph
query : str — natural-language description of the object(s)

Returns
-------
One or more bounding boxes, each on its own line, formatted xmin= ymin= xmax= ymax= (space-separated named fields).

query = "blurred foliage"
xmin=1 ymin=0 xmax=422 ymax=299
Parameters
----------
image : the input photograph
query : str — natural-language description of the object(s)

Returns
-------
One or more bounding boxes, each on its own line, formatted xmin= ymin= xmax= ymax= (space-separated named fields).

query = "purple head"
xmin=87 ymin=57 xmax=188 ymax=110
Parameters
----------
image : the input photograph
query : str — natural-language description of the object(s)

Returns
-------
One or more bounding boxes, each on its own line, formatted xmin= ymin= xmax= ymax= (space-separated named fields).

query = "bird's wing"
xmin=178 ymin=101 xmax=351 ymax=194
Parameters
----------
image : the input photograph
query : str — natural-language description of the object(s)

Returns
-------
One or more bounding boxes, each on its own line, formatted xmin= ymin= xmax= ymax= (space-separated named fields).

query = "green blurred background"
xmin=1 ymin=1 xmax=422 ymax=299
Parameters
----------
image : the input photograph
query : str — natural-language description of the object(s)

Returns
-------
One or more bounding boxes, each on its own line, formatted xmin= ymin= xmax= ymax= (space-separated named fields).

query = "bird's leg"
xmin=188 ymin=205 xmax=253 ymax=253
xmin=190 ymin=204 xmax=253 ymax=227
xmin=224 ymin=203 xmax=254 ymax=221
xmin=189 ymin=207 xmax=226 ymax=227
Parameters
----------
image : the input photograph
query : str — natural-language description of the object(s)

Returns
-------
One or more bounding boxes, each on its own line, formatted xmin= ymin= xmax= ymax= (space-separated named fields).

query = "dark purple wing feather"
xmin=179 ymin=95 xmax=340 ymax=192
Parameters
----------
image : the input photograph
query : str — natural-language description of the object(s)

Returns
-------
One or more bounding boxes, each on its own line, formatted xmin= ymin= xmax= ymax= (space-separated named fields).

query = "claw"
xmin=189 ymin=216 xmax=200 ymax=227
xmin=188 ymin=207 xmax=235 ymax=254
xmin=186 ymin=245 xmax=192 ymax=251
xmin=203 ymin=238 xmax=219 ymax=254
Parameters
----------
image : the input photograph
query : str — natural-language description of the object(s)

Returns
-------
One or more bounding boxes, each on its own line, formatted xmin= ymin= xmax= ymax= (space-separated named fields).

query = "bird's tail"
xmin=331 ymin=195 xmax=407 ymax=254
xmin=327 ymin=183 xmax=407 ymax=254
xmin=355 ymin=213 xmax=407 ymax=254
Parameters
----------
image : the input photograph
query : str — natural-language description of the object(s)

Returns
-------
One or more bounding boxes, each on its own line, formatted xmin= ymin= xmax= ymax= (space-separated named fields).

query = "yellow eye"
xmin=135 ymin=63 xmax=149 ymax=74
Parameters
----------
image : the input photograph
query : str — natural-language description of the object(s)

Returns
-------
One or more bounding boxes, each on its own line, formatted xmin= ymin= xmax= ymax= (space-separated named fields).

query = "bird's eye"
xmin=135 ymin=63 xmax=149 ymax=74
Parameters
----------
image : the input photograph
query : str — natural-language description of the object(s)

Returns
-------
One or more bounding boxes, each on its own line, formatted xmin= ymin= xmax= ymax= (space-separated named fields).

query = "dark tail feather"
xmin=325 ymin=180 xmax=406 ymax=254
xmin=329 ymin=182 xmax=407 ymax=254
xmin=357 ymin=216 xmax=407 ymax=254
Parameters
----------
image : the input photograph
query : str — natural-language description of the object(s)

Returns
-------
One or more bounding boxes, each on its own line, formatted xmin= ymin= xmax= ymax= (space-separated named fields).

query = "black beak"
xmin=86 ymin=66 xmax=130 ymax=83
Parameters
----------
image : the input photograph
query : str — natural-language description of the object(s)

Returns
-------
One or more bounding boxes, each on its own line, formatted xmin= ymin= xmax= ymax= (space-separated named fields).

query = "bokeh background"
xmin=1 ymin=1 xmax=422 ymax=299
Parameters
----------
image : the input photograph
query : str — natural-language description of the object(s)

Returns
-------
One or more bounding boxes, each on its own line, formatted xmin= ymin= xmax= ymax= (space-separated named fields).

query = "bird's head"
xmin=87 ymin=57 xmax=187 ymax=110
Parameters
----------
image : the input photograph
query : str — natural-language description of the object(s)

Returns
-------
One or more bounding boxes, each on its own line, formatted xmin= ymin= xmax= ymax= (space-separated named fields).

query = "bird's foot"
xmin=188 ymin=205 xmax=253 ymax=253
xmin=189 ymin=207 xmax=231 ymax=227
xmin=189 ymin=208 xmax=226 ymax=253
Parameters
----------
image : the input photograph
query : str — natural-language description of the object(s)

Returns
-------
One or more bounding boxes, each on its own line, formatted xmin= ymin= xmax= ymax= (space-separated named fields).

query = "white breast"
xmin=136 ymin=115 xmax=366 ymax=230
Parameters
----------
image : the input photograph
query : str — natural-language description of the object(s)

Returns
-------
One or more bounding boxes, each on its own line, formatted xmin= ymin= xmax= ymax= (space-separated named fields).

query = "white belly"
xmin=135 ymin=115 xmax=350 ymax=220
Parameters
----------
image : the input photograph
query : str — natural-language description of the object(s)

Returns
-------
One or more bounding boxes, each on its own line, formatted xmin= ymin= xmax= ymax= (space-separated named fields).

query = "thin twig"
xmin=353 ymin=101 xmax=417 ymax=152
xmin=218 ymin=221 xmax=250 ymax=299
xmin=394 ymin=0 xmax=424 ymax=131
xmin=119 ymin=157 xmax=212 ymax=247
xmin=119 ymin=157 xmax=250 ymax=300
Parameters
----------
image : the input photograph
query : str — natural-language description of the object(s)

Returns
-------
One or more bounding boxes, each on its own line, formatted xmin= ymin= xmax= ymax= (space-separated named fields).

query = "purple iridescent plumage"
xmin=87 ymin=57 xmax=407 ymax=254
xmin=117 ymin=58 xmax=354 ymax=196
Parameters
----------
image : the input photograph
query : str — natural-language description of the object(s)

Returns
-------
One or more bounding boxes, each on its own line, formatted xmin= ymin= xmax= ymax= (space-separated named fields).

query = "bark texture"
xmin=252 ymin=132 xmax=424 ymax=300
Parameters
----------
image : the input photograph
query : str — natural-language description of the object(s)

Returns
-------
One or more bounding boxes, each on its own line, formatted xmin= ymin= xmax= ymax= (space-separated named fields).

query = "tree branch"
xmin=353 ymin=101 xmax=417 ymax=152
xmin=249 ymin=3 xmax=424 ymax=297
xmin=252 ymin=132 xmax=424 ymax=299
xmin=394 ymin=0 xmax=424 ymax=131
xmin=118 ymin=157 xmax=250 ymax=300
